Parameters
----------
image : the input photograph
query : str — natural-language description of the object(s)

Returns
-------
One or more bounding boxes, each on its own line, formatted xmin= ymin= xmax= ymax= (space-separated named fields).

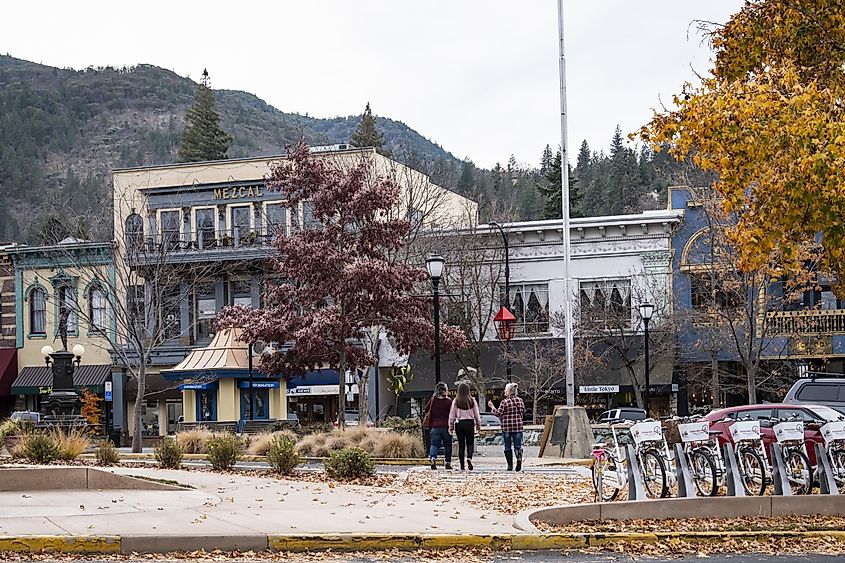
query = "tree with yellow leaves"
xmin=641 ymin=0 xmax=845 ymax=282
xmin=80 ymin=389 xmax=103 ymax=428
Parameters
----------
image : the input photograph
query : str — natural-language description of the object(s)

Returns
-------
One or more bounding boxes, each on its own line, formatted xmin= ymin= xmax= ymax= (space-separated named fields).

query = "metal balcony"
xmin=767 ymin=309 xmax=845 ymax=336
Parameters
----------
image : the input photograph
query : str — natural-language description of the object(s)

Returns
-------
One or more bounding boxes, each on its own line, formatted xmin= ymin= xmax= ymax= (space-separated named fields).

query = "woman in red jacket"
xmin=424 ymin=382 xmax=453 ymax=470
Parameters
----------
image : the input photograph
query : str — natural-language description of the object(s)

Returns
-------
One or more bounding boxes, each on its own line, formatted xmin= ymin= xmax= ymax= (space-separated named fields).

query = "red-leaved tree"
xmin=218 ymin=142 xmax=466 ymax=426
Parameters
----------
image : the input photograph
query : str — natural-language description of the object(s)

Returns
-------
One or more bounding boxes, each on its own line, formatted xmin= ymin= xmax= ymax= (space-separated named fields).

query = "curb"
xmin=2 ymin=531 xmax=844 ymax=554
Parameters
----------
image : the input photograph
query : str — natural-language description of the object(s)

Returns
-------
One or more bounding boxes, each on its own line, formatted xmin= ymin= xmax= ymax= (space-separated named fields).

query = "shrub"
xmin=206 ymin=433 xmax=243 ymax=470
xmin=324 ymin=447 xmax=375 ymax=480
xmin=53 ymin=426 xmax=92 ymax=460
xmin=18 ymin=432 xmax=60 ymax=464
xmin=381 ymin=416 xmax=421 ymax=435
xmin=344 ymin=427 xmax=369 ymax=446
xmin=154 ymin=437 xmax=184 ymax=469
xmin=295 ymin=422 xmax=333 ymax=438
xmin=324 ymin=433 xmax=351 ymax=453
xmin=296 ymin=433 xmax=327 ymax=457
xmin=247 ymin=430 xmax=297 ymax=456
xmin=358 ymin=434 xmax=381 ymax=456
xmin=95 ymin=440 xmax=121 ymax=466
xmin=175 ymin=427 xmax=214 ymax=454
xmin=376 ymin=432 xmax=424 ymax=459
xmin=266 ymin=434 xmax=302 ymax=475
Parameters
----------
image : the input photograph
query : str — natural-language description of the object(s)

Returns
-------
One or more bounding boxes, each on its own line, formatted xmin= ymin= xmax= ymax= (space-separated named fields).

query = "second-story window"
xmin=58 ymin=286 xmax=78 ymax=333
xmin=124 ymin=213 xmax=144 ymax=252
xmin=128 ymin=285 xmax=145 ymax=337
xmin=504 ymin=283 xmax=549 ymax=334
xmin=230 ymin=280 xmax=252 ymax=307
xmin=29 ymin=287 xmax=46 ymax=335
xmin=194 ymin=281 xmax=216 ymax=341
xmin=266 ymin=204 xmax=287 ymax=239
xmin=231 ymin=206 xmax=250 ymax=245
xmin=579 ymin=279 xmax=632 ymax=329
xmin=160 ymin=210 xmax=180 ymax=251
xmin=195 ymin=208 xmax=216 ymax=248
xmin=89 ymin=286 xmax=107 ymax=333
xmin=161 ymin=284 xmax=182 ymax=340
xmin=303 ymin=202 xmax=320 ymax=230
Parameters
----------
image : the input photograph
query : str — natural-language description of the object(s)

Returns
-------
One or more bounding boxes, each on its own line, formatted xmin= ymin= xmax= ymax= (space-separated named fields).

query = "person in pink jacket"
xmin=449 ymin=382 xmax=482 ymax=471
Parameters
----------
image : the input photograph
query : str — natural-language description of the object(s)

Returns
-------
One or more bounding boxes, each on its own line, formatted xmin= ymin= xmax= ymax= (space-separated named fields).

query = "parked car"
xmin=9 ymin=411 xmax=40 ymax=423
xmin=783 ymin=377 xmax=845 ymax=415
xmin=705 ymin=403 xmax=844 ymax=466
xmin=597 ymin=408 xmax=647 ymax=423
xmin=479 ymin=412 xmax=500 ymax=427
xmin=334 ymin=410 xmax=374 ymax=427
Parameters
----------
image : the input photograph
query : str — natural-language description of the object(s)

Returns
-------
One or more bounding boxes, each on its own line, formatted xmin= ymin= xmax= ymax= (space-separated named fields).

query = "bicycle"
xmin=629 ymin=418 xmax=671 ymax=498
xmin=820 ymin=418 xmax=845 ymax=493
xmin=676 ymin=417 xmax=719 ymax=496
xmin=727 ymin=416 xmax=768 ymax=496
xmin=591 ymin=419 xmax=631 ymax=502
xmin=769 ymin=415 xmax=811 ymax=495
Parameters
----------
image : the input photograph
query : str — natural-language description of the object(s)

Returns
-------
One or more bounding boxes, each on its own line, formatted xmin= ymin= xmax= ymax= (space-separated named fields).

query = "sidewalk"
xmin=0 ymin=466 xmax=520 ymax=538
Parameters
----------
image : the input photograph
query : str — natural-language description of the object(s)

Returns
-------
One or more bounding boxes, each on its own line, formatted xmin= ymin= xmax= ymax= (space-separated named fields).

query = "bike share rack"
xmin=814 ymin=442 xmax=840 ymax=495
xmin=625 ymin=444 xmax=647 ymax=501
xmin=672 ymin=443 xmax=697 ymax=498
xmin=721 ymin=443 xmax=746 ymax=497
xmin=770 ymin=444 xmax=792 ymax=496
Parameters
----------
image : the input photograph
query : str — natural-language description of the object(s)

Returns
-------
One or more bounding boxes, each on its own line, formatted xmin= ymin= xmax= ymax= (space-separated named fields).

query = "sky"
xmin=3 ymin=1 xmax=743 ymax=169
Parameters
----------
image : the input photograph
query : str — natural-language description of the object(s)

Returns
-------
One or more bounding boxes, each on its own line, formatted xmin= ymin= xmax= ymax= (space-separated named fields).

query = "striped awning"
xmin=11 ymin=364 xmax=112 ymax=395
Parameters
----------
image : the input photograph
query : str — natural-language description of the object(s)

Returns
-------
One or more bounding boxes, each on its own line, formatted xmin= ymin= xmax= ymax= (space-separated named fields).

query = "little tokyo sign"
xmin=578 ymin=385 xmax=619 ymax=394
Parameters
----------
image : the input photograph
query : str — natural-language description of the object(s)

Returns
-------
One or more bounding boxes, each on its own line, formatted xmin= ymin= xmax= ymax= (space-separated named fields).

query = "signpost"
xmin=104 ymin=381 xmax=113 ymax=402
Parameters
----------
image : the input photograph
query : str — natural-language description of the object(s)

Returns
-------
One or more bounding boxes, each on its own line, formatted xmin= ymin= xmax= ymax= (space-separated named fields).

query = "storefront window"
xmin=194 ymin=281 xmax=216 ymax=340
xmin=139 ymin=400 xmax=159 ymax=436
xmin=240 ymin=388 xmax=269 ymax=420
xmin=196 ymin=390 xmax=216 ymax=422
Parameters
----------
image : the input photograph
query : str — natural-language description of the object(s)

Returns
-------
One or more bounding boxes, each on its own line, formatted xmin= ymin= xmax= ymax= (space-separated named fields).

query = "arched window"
xmin=29 ymin=287 xmax=46 ymax=335
xmin=89 ymin=286 xmax=106 ymax=332
xmin=124 ymin=213 xmax=144 ymax=251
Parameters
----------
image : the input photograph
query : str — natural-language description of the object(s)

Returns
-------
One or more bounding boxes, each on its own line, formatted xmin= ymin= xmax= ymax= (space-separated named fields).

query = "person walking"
xmin=488 ymin=382 xmax=526 ymax=471
xmin=449 ymin=382 xmax=482 ymax=471
xmin=424 ymin=382 xmax=453 ymax=470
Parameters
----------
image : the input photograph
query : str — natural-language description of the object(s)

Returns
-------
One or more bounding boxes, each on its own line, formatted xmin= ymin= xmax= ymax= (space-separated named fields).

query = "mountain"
xmin=0 ymin=55 xmax=461 ymax=242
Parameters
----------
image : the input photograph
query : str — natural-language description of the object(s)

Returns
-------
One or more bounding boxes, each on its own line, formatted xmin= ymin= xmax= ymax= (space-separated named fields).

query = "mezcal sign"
xmin=212 ymin=184 xmax=265 ymax=200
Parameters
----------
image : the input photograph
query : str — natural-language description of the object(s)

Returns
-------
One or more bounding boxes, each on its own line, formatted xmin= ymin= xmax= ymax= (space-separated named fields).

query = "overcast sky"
xmin=4 ymin=1 xmax=742 ymax=169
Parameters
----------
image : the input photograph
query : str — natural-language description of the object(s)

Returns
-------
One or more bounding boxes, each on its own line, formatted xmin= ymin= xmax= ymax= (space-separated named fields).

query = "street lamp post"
xmin=248 ymin=341 xmax=255 ymax=421
xmin=488 ymin=221 xmax=512 ymax=381
xmin=426 ymin=254 xmax=445 ymax=384
xmin=639 ymin=301 xmax=654 ymax=414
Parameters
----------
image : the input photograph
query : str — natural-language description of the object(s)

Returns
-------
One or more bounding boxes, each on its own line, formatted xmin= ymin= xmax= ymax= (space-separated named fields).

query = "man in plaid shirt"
xmin=488 ymin=382 xmax=526 ymax=471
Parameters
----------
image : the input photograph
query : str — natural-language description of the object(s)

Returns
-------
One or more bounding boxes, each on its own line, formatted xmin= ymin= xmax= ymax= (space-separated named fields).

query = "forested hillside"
xmin=0 ymin=54 xmax=702 ymax=242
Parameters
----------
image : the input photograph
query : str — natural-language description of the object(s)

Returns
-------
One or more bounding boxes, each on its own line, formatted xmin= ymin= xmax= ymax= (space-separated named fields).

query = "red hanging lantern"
xmin=493 ymin=306 xmax=517 ymax=341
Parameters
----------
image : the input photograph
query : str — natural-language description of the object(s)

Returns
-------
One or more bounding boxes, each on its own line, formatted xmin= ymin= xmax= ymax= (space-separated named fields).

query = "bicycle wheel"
xmin=690 ymin=449 xmax=718 ymax=497
xmin=640 ymin=449 xmax=669 ymax=499
xmin=830 ymin=448 xmax=845 ymax=494
xmin=738 ymin=447 xmax=766 ymax=496
xmin=785 ymin=448 xmax=812 ymax=495
xmin=591 ymin=456 xmax=620 ymax=502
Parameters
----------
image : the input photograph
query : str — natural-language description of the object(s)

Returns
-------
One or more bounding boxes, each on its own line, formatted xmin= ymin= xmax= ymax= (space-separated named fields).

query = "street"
xmin=16 ymin=553 xmax=845 ymax=563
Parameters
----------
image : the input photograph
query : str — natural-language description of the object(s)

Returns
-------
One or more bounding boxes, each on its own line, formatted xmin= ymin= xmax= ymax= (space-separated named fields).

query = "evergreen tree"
xmin=538 ymin=149 xmax=581 ymax=220
xmin=457 ymin=159 xmax=476 ymax=195
xmin=177 ymin=69 xmax=232 ymax=163
xmin=349 ymin=102 xmax=385 ymax=150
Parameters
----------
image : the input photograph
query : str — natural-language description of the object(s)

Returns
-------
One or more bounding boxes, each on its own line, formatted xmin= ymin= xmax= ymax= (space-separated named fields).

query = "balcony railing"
xmin=767 ymin=309 xmax=845 ymax=335
xmin=130 ymin=228 xmax=281 ymax=254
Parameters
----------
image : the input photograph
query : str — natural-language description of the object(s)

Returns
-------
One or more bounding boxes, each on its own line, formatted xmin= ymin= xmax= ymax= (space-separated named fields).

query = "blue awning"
xmin=178 ymin=381 xmax=219 ymax=391
xmin=238 ymin=380 xmax=280 ymax=389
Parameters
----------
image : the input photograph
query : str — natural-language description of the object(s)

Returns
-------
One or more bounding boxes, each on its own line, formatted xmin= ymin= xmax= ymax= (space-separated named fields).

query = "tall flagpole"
xmin=557 ymin=0 xmax=576 ymax=407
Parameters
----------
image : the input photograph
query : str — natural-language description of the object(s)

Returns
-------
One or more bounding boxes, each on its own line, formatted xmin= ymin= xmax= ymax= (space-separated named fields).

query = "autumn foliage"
xmin=218 ymin=142 xmax=465 ymax=421
xmin=641 ymin=1 xmax=845 ymax=282
xmin=80 ymin=389 xmax=103 ymax=427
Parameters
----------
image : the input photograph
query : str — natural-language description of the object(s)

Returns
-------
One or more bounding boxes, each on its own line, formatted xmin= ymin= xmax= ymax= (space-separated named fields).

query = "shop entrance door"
xmin=240 ymin=388 xmax=270 ymax=420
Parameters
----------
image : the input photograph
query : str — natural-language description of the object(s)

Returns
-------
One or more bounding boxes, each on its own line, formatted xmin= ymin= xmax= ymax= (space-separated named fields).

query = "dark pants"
xmin=429 ymin=427 xmax=452 ymax=463
xmin=455 ymin=419 xmax=475 ymax=464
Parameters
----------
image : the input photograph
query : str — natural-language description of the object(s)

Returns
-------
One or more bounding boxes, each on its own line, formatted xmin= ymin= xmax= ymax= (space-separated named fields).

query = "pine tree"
xmin=538 ymin=149 xmax=581 ymax=220
xmin=177 ymin=69 xmax=232 ymax=163
xmin=349 ymin=102 xmax=385 ymax=150
xmin=457 ymin=159 xmax=476 ymax=194
xmin=540 ymin=144 xmax=554 ymax=176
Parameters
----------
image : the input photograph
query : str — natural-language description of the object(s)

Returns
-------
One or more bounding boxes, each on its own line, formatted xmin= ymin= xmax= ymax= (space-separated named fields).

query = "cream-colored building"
xmin=110 ymin=145 xmax=477 ymax=431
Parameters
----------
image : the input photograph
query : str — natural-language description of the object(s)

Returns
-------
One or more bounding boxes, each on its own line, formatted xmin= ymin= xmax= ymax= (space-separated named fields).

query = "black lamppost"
xmin=426 ymin=254 xmax=445 ymax=384
xmin=639 ymin=301 xmax=654 ymax=414
xmin=488 ymin=221 xmax=512 ymax=381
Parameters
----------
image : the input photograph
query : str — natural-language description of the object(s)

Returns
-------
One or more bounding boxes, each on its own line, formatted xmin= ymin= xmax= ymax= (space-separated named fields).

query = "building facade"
xmin=111 ymin=146 xmax=477 ymax=431
xmin=8 ymin=240 xmax=115 ymax=418
xmin=388 ymin=208 xmax=682 ymax=420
